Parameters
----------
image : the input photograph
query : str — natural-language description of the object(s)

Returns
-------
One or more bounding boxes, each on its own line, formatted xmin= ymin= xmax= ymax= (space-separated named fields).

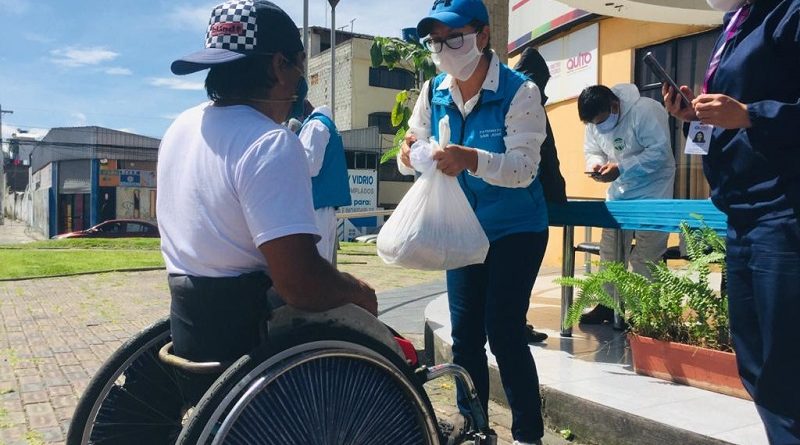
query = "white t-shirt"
xmin=157 ymin=102 xmax=320 ymax=277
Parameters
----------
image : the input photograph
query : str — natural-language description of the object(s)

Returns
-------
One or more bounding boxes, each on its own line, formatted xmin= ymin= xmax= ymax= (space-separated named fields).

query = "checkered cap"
xmin=171 ymin=0 xmax=303 ymax=75
xmin=206 ymin=1 xmax=258 ymax=51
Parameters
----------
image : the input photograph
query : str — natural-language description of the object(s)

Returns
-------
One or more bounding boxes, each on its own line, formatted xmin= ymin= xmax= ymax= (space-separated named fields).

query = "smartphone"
xmin=642 ymin=52 xmax=692 ymax=107
xmin=584 ymin=171 xmax=600 ymax=178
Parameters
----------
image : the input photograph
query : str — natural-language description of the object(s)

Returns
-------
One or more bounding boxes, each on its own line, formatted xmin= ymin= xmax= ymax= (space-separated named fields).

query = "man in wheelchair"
xmin=158 ymin=0 xmax=378 ymax=397
xmin=66 ymin=2 xmax=497 ymax=444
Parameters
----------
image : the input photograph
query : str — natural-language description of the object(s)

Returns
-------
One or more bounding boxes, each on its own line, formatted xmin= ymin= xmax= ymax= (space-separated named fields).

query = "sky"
xmin=0 ymin=0 xmax=432 ymax=146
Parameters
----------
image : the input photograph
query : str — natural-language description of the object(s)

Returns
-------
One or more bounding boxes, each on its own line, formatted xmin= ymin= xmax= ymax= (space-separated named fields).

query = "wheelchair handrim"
xmin=195 ymin=340 xmax=438 ymax=444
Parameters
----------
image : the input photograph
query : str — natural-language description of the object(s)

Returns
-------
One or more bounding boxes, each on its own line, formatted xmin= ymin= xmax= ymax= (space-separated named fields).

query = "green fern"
xmin=557 ymin=218 xmax=731 ymax=351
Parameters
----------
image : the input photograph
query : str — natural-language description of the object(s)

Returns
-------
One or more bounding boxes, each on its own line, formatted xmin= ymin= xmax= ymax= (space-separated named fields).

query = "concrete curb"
xmin=426 ymin=320 xmax=732 ymax=445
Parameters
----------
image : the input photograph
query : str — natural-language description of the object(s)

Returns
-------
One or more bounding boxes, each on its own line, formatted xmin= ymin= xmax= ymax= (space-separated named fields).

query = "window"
xmin=369 ymin=67 xmax=415 ymax=90
xmin=635 ymin=30 xmax=719 ymax=199
xmin=379 ymin=159 xmax=414 ymax=183
xmin=345 ymin=151 xmax=378 ymax=169
xmin=368 ymin=112 xmax=395 ymax=135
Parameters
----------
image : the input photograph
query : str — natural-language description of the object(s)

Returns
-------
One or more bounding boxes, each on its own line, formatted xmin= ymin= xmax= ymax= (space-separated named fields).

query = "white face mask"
xmin=430 ymin=33 xmax=483 ymax=81
xmin=705 ymin=0 xmax=746 ymax=11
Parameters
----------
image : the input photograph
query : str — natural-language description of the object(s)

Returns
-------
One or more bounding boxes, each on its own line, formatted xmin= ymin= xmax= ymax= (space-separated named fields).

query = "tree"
xmin=369 ymin=36 xmax=436 ymax=163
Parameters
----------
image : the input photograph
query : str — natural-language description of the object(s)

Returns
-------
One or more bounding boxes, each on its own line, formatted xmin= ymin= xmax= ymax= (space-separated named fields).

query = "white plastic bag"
xmin=377 ymin=116 xmax=489 ymax=270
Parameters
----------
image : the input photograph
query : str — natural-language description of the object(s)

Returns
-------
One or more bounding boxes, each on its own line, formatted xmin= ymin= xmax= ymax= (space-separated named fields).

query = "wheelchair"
xmin=66 ymin=303 xmax=497 ymax=444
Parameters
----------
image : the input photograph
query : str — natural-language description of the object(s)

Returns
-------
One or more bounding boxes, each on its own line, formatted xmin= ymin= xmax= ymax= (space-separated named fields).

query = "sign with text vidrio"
xmin=537 ymin=23 xmax=598 ymax=105
xmin=340 ymin=169 xmax=377 ymax=212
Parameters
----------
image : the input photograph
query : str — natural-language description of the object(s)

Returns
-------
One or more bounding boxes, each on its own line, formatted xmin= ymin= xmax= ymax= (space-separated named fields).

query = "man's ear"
xmin=271 ymin=53 xmax=290 ymax=87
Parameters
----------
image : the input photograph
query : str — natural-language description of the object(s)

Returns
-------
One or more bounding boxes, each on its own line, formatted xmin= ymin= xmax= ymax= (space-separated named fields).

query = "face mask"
xmin=705 ymin=0 xmax=746 ymax=11
xmin=430 ymin=33 xmax=483 ymax=81
xmin=595 ymin=111 xmax=619 ymax=134
xmin=289 ymin=75 xmax=308 ymax=120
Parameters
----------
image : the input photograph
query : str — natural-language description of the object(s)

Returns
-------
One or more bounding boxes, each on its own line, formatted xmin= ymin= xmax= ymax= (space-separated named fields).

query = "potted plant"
xmin=558 ymin=221 xmax=749 ymax=399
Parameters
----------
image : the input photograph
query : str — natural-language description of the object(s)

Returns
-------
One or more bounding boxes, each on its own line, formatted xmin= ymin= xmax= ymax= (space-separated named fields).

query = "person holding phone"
xmin=578 ymin=84 xmax=676 ymax=324
xmin=663 ymin=0 xmax=800 ymax=441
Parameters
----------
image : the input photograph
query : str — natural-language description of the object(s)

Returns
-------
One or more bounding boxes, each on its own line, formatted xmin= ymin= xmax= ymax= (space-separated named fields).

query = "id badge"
xmin=685 ymin=121 xmax=712 ymax=155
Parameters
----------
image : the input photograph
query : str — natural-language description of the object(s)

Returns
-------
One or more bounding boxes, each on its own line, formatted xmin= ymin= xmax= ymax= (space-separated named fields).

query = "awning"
xmin=556 ymin=0 xmax=723 ymax=25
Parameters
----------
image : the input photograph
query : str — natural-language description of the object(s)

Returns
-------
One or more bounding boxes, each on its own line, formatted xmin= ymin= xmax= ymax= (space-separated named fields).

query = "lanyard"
xmin=703 ymin=4 xmax=752 ymax=94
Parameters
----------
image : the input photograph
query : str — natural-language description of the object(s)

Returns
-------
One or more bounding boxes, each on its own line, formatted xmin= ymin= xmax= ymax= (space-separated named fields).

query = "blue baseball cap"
xmin=171 ymin=0 xmax=303 ymax=75
xmin=417 ymin=0 xmax=490 ymax=38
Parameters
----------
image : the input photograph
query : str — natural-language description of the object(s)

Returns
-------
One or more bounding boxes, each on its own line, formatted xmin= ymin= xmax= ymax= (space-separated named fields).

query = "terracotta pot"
xmin=628 ymin=333 xmax=751 ymax=400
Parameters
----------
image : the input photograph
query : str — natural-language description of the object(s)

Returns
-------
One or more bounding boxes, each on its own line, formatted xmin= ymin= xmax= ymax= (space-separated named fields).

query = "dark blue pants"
xmin=727 ymin=218 xmax=800 ymax=444
xmin=446 ymin=230 xmax=548 ymax=442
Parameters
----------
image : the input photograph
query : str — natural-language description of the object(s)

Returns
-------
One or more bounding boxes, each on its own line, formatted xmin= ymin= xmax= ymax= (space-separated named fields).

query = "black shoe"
xmin=579 ymin=305 xmax=615 ymax=325
xmin=525 ymin=324 xmax=548 ymax=343
xmin=438 ymin=413 xmax=470 ymax=445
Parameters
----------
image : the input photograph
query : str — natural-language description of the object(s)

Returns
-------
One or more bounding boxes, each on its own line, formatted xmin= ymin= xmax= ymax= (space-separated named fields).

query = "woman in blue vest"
xmin=297 ymin=102 xmax=352 ymax=263
xmin=664 ymin=0 xmax=800 ymax=442
xmin=397 ymin=1 xmax=548 ymax=443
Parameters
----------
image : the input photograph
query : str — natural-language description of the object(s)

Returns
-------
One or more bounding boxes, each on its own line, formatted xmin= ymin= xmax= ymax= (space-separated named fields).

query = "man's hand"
xmin=597 ymin=163 xmax=620 ymax=183
xmin=340 ymin=272 xmax=378 ymax=315
xmin=433 ymin=144 xmax=478 ymax=176
xmin=693 ymin=94 xmax=751 ymax=129
xmin=400 ymin=133 xmax=417 ymax=169
xmin=662 ymin=84 xmax=698 ymax=122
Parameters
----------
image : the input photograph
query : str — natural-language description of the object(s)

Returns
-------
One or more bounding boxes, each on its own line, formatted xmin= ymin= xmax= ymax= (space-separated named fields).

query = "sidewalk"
xmin=1 ymin=270 xmax=563 ymax=445
xmin=425 ymin=269 xmax=768 ymax=445
xmin=0 ymin=219 xmax=43 ymax=244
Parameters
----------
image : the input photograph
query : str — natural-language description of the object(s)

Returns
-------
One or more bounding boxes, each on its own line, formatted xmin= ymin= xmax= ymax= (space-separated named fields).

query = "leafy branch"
xmin=369 ymin=36 xmax=436 ymax=163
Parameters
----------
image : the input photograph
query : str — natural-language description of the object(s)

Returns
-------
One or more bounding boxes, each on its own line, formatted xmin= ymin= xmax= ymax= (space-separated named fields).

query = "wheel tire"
xmin=178 ymin=326 xmax=439 ymax=445
xmin=66 ymin=317 xmax=188 ymax=445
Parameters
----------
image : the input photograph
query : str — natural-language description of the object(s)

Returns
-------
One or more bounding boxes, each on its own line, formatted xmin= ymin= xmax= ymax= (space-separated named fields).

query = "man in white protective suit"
xmin=578 ymin=83 xmax=676 ymax=325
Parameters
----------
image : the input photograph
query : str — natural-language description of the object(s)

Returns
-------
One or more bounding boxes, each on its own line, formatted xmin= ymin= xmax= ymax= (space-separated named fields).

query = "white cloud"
xmin=161 ymin=113 xmax=181 ymax=120
xmin=24 ymin=32 xmax=53 ymax=44
xmin=105 ymin=67 xmax=133 ymax=76
xmin=72 ymin=112 xmax=88 ymax=126
xmin=169 ymin=4 xmax=215 ymax=30
xmin=149 ymin=77 xmax=204 ymax=91
xmin=0 ymin=0 xmax=29 ymax=15
xmin=1 ymin=124 xmax=47 ymax=144
xmin=51 ymin=46 xmax=119 ymax=68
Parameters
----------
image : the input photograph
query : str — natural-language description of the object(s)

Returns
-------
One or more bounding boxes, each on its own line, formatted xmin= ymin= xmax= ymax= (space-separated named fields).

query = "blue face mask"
xmin=289 ymin=76 xmax=308 ymax=120
xmin=595 ymin=111 xmax=619 ymax=134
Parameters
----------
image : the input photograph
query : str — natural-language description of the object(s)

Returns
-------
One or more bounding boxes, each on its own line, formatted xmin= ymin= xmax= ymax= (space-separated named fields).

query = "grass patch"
xmin=0 ymin=238 xmax=160 ymax=250
xmin=338 ymin=242 xmax=377 ymax=256
xmin=0 ymin=250 xmax=163 ymax=280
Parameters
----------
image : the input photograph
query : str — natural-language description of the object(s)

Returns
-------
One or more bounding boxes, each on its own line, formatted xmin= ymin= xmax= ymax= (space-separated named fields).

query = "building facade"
xmin=27 ymin=126 xmax=159 ymax=238
xmin=507 ymin=0 xmax=722 ymax=266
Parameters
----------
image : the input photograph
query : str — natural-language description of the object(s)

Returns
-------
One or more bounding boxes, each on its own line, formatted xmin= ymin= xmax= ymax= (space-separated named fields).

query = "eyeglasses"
xmin=422 ymin=32 xmax=475 ymax=54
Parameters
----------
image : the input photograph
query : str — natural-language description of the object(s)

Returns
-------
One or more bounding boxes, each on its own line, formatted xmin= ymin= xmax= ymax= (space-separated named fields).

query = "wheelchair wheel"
xmin=178 ymin=327 xmax=439 ymax=445
xmin=66 ymin=317 xmax=189 ymax=445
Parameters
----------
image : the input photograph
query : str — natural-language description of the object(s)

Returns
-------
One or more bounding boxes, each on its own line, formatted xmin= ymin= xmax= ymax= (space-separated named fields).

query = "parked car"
xmin=52 ymin=219 xmax=160 ymax=239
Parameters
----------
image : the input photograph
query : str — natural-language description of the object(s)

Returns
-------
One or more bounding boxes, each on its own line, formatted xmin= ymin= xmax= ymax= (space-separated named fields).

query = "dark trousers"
xmin=168 ymin=272 xmax=272 ymax=403
xmin=446 ymin=230 xmax=548 ymax=442
xmin=727 ymin=218 xmax=800 ymax=444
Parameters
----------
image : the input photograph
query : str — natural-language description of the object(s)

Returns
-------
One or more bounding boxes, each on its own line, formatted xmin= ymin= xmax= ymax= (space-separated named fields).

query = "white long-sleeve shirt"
xmin=398 ymin=52 xmax=547 ymax=188
xmin=297 ymin=105 xmax=337 ymax=263
xmin=298 ymin=105 xmax=333 ymax=177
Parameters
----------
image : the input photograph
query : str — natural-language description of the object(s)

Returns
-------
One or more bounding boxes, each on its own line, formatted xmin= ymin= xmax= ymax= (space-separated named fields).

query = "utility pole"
xmin=0 ymin=104 xmax=12 ymax=225
xmin=303 ymin=0 xmax=309 ymax=77
xmin=329 ymin=0 xmax=340 ymax=122
xmin=349 ymin=18 xmax=356 ymax=33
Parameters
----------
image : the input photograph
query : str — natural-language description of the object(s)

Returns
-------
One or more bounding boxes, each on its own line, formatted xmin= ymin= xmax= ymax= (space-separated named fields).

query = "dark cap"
xmin=171 ymin=0 xmax=303 ymax=75
xmin=417 ymin=0 xmax=490 ymax=38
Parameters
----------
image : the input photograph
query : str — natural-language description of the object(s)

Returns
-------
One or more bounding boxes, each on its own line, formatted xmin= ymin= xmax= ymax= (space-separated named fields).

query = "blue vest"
xmin=303 ymin=113 xmax=352 ymax=210
xmin=429 ymin=65 xmax=548 ymax=241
